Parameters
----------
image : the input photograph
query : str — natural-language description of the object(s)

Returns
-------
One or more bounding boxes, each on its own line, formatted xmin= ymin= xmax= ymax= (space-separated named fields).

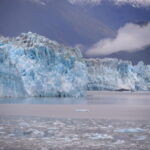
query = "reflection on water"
xmin=87 ymin=91 xmax=150 ymax=105
xmin=0 ymin=97 xmax=86 ymax=104
xmin=0 ymin=91 xmax=150 ymax=105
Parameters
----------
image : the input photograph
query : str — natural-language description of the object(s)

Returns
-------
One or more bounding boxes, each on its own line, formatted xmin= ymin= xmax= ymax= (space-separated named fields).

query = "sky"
xmin=0 ymin=0 xmax=150 ymax=64
xmin=68 ymin=0 xmax=150 ymax=7
xmin=87 ymin=22 xmax=150 ymax=55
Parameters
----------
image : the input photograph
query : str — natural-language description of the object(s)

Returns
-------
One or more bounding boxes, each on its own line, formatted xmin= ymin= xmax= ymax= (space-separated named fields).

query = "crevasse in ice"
xmin=0 ymin=32 xmax=87 ymax=97
xmin=85 ymin=58 xmax=150 ymax=91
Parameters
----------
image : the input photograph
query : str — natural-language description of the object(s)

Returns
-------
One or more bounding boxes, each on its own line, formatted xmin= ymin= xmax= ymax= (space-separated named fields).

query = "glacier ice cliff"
xmin=0 ymin=32 xmax=150 ymax=98
xmin=0 ymin=32 xmax=87 ymax=97
xmin=85 ymin=58 xmax=150 ymax=91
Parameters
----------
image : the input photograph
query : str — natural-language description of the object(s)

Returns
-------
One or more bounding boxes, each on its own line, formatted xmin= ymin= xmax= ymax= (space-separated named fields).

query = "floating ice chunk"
xmin=48 ymin=127 xmax=59 ymax=130
xmin=88 ymin=133 xmax=113 ymax=140
xmin=0 ymin=127 xmax=4 ymax=130
xmin=0 ymin=131 xmax=5 ymax=135
xmin=8 ymin=133 xmax=15 ymax=137
xmin=108 ymin=125 xmax=113 ymax=128
xmin=75 ymin=109 xmax=89 ymax=112
xmin=41 ymin=148 xmax=48 ymax=150
xmin=136 ymin=135 xmax=147 ymax=141
xmin=32 ymin=129 xmax=45 ymax=137
xmin=114 ymin=128 xmax=145 ymax=133
xmin=18 ymin=122 xmax=30 ymax=128
xmin=23 ymin=129 xmax=33 ymax=135
xmin=114 ymin=140 xmax=125 ymax=144
xmin=24 ymin=128 xmax=45 ymax=138
xmin=99 ymin=125 xmax=107 ymax=129
xmin=63 ymin=137 xmax=72 ymax=142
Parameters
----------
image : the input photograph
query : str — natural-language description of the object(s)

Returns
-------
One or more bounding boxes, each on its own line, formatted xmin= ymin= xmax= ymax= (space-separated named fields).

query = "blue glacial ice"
xmin=1 ymin=32 xmax=150 ymax=98
xmin=0 ymin=32 xmax=87 ymax=97
xmin=85 ymin=58 xmax=150 ymax=91
xmin=114 ymin=128 xmax=145 ymax=133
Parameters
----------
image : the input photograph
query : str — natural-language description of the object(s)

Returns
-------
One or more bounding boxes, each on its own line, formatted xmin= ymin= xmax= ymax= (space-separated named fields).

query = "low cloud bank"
xmin=68 ymin=0 xmax=150 ymax=7
xmin=30 ymin=0 xmax=150 ymax=7
xmin=86 ymin=22 xmax=150 ymax=56
xmin=68 ymin=0 xmax=102 ymax=5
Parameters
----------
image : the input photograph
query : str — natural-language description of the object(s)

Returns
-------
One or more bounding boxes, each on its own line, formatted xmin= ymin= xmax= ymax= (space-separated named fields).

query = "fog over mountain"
xmin=0 ymin=0 xmax=150 ymax=64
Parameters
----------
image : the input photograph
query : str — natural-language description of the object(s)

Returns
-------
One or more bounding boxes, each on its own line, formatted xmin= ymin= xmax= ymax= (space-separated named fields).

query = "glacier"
xmin=0 ymin=32 xmax=150 ymax=98
xmin=0 ymin=32 xmax=87 ymax=97
xmin=85 ymin=58 xmax=150 ymax=91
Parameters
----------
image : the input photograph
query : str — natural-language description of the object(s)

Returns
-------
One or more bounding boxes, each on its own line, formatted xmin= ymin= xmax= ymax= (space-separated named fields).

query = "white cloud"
xmin=68 ymin=0 xmax=102 ymax=5
xmin=26 ymin=0 xmax=150 ymax=7
xmin=113 ymin=0 xmax=150 ymax=7
xmin=68 ymin=0 xmax=150 ymax=7
xmin=27 ymin=0 xmax=46 ymax=6
xmin=86 ymin=23 xmax=150 ymax=56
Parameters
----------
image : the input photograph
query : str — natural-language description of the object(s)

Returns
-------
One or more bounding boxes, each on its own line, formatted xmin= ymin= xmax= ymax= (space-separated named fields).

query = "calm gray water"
xmin=0 ymin=91 xmax=150 ymax=105
xmin=0 ymin=91 xmax=150 ymax=150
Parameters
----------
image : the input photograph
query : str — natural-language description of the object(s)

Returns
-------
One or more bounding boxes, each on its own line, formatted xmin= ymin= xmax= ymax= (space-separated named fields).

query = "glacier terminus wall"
xmin=0 ymin=32 xmax=150 ymax=98
xmin=0 ymin=32 xmax=87 ymax=97
xmin=85 ymin=58 xmax=150 ymax=91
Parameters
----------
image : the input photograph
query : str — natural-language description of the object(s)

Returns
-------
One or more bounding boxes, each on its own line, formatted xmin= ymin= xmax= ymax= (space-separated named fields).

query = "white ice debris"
xmin=114 ymin=128 xmax=145 ymax=133
xmin=18 ymin=122 xmax=30 ymax=128
xmin=0 ymin=127 xmax=4 ymax=130
xmin=87 ymin=133 xmax=113 ymax=140
xmin=24 ymin=128 xmax=45 ymax=138
xmin=114 ymin=140 xmax=125 ymax=144
xmin=136 ymin=135 xmax=147 ymax=141
xmin=75 ymin=109 xmax=89 ymax=112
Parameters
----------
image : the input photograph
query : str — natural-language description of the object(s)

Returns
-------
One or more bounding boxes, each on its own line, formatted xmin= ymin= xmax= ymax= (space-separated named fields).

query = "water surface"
xmin=0 ymin=92 xmax=150 ymax=120
xmin=0 ymin=91 xmax=150 ymax=105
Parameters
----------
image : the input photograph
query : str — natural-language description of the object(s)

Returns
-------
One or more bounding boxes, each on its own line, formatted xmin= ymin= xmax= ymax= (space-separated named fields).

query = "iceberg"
xmin=0 ymin=32 xmax=87 ymax=97
xmin=85 ymin=58 xmax=150 ymax=91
